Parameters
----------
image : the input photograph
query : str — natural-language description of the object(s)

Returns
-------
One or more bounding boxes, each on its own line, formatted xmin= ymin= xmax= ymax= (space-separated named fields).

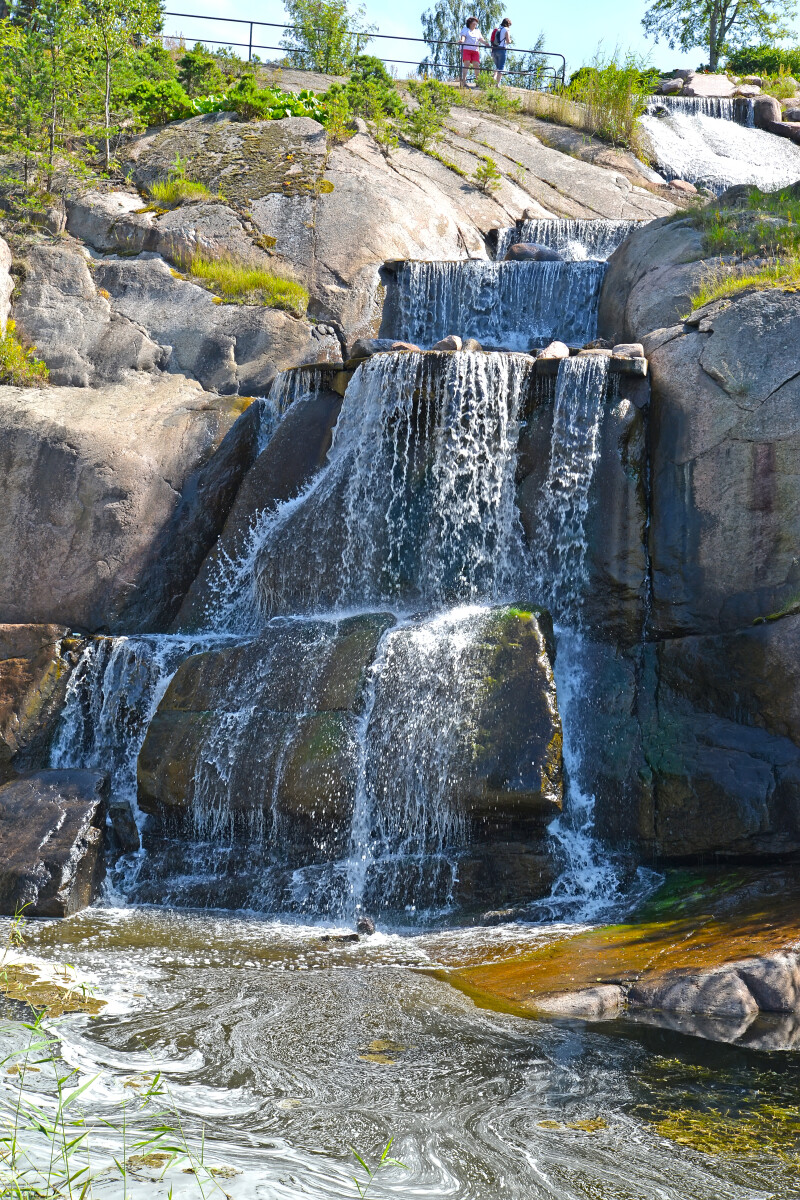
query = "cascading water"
xmin=387 ymin=260 xmax=605 ymax=349
xmin=640 ymin=102 xmax=800 ymax=193
xmin=644 ymin=95 xmax=754 ymax=123
xmin=253 ymin=351 xmax=529 ymax=617
xmin=530 ymin=356 xmax=621 ymax=917
xmin=494 ymin=218 xmax=642 ymax=262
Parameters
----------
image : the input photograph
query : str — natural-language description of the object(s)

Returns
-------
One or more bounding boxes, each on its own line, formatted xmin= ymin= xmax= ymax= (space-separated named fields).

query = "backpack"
xmin=490 ymin=28 xmax=500 ymax=45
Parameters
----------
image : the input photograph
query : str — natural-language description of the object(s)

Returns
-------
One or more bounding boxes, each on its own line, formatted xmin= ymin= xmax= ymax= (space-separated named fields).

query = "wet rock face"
xmin=138 ymin=607 xmax=562 ymax=909
xmin=0 ymin=769 xmax=107 ymax=916
xmin=175 ymin=388 xmax=343 ymax=632
xmin=0 ymin=625 xmax=80 ymax=782
xmin=138 ymin=615 xmax=394 ymax=858
xmin=0 ymin=377 xmax=261 ymax=632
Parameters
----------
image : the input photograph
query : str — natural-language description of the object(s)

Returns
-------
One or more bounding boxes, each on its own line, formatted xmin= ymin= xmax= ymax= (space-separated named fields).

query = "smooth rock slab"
xmin=0 ymin=770 xmax=108 ymax=916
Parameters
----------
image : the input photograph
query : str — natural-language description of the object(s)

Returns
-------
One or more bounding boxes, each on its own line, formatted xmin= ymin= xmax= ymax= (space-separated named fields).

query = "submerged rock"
xmin=504 ymin=243 xmax=564 ymax=262
xmin=0 ymin=769 xmax=107 ymax=916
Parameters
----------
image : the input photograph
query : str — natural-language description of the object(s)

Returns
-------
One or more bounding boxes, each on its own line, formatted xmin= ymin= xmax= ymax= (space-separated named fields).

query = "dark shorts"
xmin=492 ymin=47 xmax=507 ymax=70
xmin=462 ymin=48 xmax=480 ymax=63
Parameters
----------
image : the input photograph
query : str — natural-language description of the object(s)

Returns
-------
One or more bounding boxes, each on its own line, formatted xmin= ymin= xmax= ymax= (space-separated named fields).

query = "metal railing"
xmin=162 ymin=12 xmax=566 ymax=89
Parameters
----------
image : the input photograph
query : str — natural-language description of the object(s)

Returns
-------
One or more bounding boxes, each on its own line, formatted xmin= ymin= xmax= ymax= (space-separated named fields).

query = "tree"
xmin=419 ymin=0 xmax=502 ymax=81
xmin=83 ymin=0 xmax=161 ymax=168
xmin=641 ymin=0 xmax=797 ymax=72
xmin=280 ymin=0 xmax=375 ymax=75
xmin=178 ymin=42 xmax=226 ymax=96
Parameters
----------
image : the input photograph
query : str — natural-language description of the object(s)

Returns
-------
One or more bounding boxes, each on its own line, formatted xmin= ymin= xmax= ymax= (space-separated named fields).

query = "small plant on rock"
xmin=0 ymin=321 xmax=49 ymax=387
xmin=147 ymin=156 xmax=212 ymax=208
xmin=472 ymin=155 xmax=503 ymax=194
xmin=188 ymin=253 xmax=309 ymax=316
xmin=351 ymin=1138 xmax=407 ymax=1198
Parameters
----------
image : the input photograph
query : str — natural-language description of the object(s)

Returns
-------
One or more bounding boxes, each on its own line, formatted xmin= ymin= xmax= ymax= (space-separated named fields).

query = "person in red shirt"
xmin=459 ymin=17 xmax=489 ymax=88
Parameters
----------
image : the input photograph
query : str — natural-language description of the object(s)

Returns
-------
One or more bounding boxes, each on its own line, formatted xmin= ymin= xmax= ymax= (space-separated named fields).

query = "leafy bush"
xmin=224 ymin=77 xmax=325 ymax=121
xmin=725 ymin=44 xmax=800 ymax=79
xmin=763 ymin=71 xmax=800 ymax=99
xmin=187 ymin=254 xmax=309 ymax=315
xmin=0 ymin=320 xmax=49 ymax=387
xmin=118 ymin=78 xmax=192 ymax=126
xmin=178 ymin=44 xmax=227 ymax=97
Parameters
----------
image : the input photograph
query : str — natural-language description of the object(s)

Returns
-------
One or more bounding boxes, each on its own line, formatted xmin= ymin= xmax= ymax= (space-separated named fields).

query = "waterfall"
xmin=494 ymin=219 xmax=641 ymax=262
xmin=639 ymin=105 xmax=800 ymax=193
xmin=253 ymin=351 xmax=530 ymax=617
xmin=531 ymin=357 xmax=621 ymax=918
xmin=387 ymin=260 xmax=605 ymax=349
xmin=644 ymin=95 xmax=753 ymax=123
xmin=49 ymin=632 xmax=215 ymax=889
xmin=346 ymin=607 xmax=489 ymax=918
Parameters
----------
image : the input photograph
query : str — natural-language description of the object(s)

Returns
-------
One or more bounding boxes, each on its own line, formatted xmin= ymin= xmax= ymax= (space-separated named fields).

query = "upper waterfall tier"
xmin=640 ymin=106 xmax=800 ymax=193
xmin=252 ymin=351 xmax=532 ymax=619
xmin=382 ymin=260 xmax=604 ymax=350
xmin=494 ymin=219 xmax=642 ymax=262
xmin=645 ymin=95 xmax=754 ymax=123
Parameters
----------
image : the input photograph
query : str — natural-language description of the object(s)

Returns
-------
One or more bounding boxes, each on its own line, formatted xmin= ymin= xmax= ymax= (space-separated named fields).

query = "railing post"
xmin=248 ymin=21 xmax=253 ymax=62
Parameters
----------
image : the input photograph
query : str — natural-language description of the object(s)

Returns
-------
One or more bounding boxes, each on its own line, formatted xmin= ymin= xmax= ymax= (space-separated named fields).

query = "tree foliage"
xmin=279 ymin=0 xmax=375 ymax=75
xmin=641 ymin=0 xmax=797 ymax=71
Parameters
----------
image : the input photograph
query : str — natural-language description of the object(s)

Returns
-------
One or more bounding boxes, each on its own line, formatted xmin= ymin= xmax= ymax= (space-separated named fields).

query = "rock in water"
xmin=504 ymin=243 xmax=564 ymax=262
xmin=431 ymin=334 xmax=463 ymax=351
xmin=0 ymin=770 xmax=108 ymax=916
xmin=356 ymin=916 xmax=376 ymax=935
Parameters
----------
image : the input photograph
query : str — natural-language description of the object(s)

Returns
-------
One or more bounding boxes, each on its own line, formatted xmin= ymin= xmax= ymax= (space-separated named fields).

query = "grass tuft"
xmin=187 ymin=253 xmax=309 ymax=316
xmin=0 ymin=320 xmax=49 ymax=387
xmin=147 ymin=176 xmax=212 ymax=207
xmin=690 ymin=257 xmax=800 ymax=309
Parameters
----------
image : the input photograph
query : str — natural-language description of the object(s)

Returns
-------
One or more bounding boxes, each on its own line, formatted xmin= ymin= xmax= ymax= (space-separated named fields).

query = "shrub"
xmin=406 ymin=78 xmax=460 ymax=113
xmin=763 ymin=71 xmax=800 ymax=99
xmin=402 ymin=92 xmax=446 ymax=150
xmin=124 ymin=43 xmax=180 ymax=84
xmin=565 ymin=50 xmax=658 ymax=149
xmin=118 ymin=79 xmax=192 ymax=126
xmin=178 ymin=44 xmax=227 ymax=97
xmin=187 ymin=254 xmax=309 ymax=315
xmin=0 ymin=320 xmax=48 ymax=387
xmin=473 ymin=155 xmax=502 ymax=194
xmin=725 ymin=44 xmax=800 ymax=79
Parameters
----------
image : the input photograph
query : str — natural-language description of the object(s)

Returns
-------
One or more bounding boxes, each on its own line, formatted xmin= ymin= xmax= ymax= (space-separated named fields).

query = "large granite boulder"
xmin=0 ymin=770 xmax=107 ymax=916
xmin=0 ymin=375 xmax=263 ymax=632
xmin=646 ymin=292 xmax=800 ymax=636
xmin=597 ymin=217 xmax=706 ymax=344
xmin=13 ymin=243 xmax=166 ymax=387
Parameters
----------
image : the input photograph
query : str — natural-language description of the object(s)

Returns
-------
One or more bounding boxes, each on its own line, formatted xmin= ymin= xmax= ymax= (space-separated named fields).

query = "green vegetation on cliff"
xmin=688 ymin=184 xmax=800 ymax=307
xmin=186 ymin=254 xmax=309 ymax=316
xmin=0 ymin=319 xmax=48 ymax=387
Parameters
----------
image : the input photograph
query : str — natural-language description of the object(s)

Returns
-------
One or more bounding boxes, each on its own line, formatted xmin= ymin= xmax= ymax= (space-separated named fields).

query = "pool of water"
xmin=2 ymin=907 xmax=798 ymax=1199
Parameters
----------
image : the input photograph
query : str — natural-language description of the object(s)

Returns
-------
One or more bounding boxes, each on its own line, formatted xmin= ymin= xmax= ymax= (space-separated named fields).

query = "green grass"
xmin=687 ymin=184 xmax=800 ymax=308
xmin=188 ymin=253 xmax=309 ymax=316
xmin=147 ymin=176 xmax=212 ymax=207
xmin=0 ymin=320 xmax=49 ymax=387
xmin=689 ymin=256 xmax=800 ymax=309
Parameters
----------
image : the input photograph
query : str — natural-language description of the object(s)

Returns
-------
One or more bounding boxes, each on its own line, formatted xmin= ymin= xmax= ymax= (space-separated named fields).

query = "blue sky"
xmin=161 ymin=0 xmax=800 ymax=78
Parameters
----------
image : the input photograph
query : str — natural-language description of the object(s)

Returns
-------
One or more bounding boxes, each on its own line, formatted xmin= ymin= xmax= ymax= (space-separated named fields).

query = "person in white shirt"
xmin=459 ymin=17 xmax=489 ymax=88
xmin=491 ymin=18 xmax=512 ymax=84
